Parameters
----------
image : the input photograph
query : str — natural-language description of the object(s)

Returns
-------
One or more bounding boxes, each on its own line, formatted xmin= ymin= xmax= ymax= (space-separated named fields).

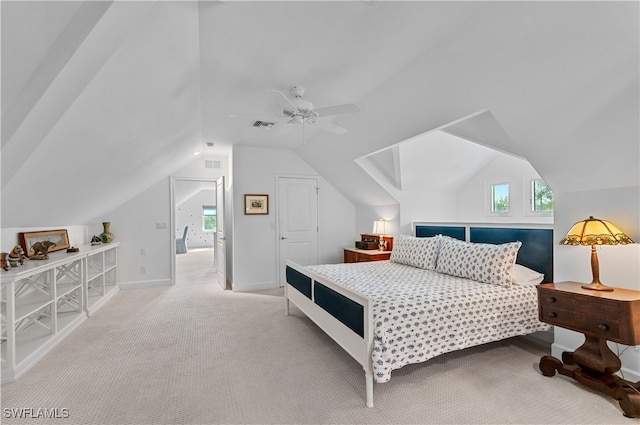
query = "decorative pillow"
xmin=435 ymin=238 xmax=522 ymax=287
xmin=390 ymin=234 xmax=441 ymax=270
xmin=509 ymin=264 xmax=545 ymax=286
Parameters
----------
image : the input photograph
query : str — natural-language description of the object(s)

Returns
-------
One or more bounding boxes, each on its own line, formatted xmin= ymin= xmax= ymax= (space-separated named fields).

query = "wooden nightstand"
xmin=343 ymin=248 xmax=391 ymax=263
xmin=537 ymin=282 xmax=640 ymax=418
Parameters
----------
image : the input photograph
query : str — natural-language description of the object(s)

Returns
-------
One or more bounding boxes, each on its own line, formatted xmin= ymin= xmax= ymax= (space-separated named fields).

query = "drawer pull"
xmin=597 ymin=324 xmax=609 ymax=331
xmin=547 ymin=312 xmax=557 ymax=318
xmin=545 ymin=297 xmax=556 ymax=303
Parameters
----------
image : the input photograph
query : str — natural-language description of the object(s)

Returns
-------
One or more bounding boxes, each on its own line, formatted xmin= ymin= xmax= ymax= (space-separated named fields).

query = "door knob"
xmin=280 ymin=236 xmax=288 ymax=240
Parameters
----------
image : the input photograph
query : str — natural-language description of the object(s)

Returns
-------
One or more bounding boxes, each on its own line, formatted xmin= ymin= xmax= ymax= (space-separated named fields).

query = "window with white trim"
xmin=202 ymin=206 xmax=217 ymax=231
xmin=525 ymin=178 xmax=554 ymax=216
xmin=491 ymin=182 xmax=510 ymax=213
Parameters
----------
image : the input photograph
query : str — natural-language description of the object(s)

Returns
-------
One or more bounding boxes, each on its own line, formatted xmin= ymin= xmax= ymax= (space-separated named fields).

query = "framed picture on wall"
xmin=244 ymin=194 xmax=269 ymax=215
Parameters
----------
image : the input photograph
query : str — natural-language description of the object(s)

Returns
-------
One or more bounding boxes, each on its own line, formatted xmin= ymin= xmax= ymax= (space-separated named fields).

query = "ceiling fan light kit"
xmin=258 ymin=85 xmax=361 ymax=136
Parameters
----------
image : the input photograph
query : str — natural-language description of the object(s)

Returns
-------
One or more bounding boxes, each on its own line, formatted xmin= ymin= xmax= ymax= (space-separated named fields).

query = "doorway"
xmin=171 ymin=178 xmax=217 ymax=285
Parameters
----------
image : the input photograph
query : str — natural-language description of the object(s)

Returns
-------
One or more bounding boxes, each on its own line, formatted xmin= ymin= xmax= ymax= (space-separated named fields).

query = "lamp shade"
xmin=372 ymin=220 xmax=388 ymax=235
xmin=560 ymin=216 xmax=633 ymax=291
xmin=560 ymin=216 xmax=633 ymax=246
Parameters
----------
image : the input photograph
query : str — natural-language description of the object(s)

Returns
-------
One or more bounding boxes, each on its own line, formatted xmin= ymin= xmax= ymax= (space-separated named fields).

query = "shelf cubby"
xmin=1 ymin=242 xmax=119 ymax=383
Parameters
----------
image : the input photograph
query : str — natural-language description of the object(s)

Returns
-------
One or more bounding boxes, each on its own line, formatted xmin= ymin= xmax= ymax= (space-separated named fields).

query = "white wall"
xmin=553 ymin=185 xmax=640 ymax=381
xmin=318 ymin=182 xmax=359 ymax=264
xmin=231 ymin=145 xmax=355 ymax=291
xmin=87 ymin=153 xmax=228 ymax=287
xmin=399 ymin=191 xmax=458 ymax=235
xmin=89 ymin=178 xmax=172 ymax=287
xmin=456 ymin=154 xmax=553 ymax=224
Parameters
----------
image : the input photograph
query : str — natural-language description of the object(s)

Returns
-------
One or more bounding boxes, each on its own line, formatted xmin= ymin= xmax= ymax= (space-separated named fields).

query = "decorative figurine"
xmin=8 ymin=245 xmax=26 ymax=267
xmin=30 ymin=241 xmax=56 ymax=260
xmin=90 ymin=235 xmax=102 ymax=246
xmin=1 ymin=253 xmax=10 ymax=271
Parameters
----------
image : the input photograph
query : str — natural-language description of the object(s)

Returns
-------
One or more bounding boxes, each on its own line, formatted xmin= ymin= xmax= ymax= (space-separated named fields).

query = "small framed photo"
xmin=244 ymin=194 xmax=269 ymax=215
xmin=19 ymin=229 xmax=70 ymax=257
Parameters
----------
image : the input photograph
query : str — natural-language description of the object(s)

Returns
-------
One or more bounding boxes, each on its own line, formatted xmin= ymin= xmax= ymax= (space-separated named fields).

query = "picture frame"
xmin=244 ymin=194 xmax=269 ymax=215
xmin=19 ymin=229 xmax=70 ymax=257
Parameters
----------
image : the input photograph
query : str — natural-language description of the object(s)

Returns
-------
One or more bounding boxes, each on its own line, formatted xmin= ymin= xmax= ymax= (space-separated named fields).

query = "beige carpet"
xmin=0 ymin=249 xmax=632 ymax=424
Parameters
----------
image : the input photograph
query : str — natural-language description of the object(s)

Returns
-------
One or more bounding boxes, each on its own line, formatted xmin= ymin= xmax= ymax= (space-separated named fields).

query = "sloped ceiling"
xmin=2 ymin=1 xmax=638 ymax=227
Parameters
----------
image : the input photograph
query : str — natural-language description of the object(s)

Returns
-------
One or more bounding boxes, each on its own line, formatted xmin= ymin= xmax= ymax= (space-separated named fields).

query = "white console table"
xmin=1 ymin=242 xmax=119 ymax=383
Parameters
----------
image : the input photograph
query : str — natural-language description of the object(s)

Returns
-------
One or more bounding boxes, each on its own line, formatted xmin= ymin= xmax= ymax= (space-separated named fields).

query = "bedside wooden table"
xmin=343 ymin=248 xmax=391 ymax=263
xmin=537 ymin=282 xmax=640 ymax=418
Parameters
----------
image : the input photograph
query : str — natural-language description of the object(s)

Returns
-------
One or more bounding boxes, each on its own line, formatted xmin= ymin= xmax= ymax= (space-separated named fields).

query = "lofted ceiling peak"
xmin=1 ymin=1 xmax=638 ymax=227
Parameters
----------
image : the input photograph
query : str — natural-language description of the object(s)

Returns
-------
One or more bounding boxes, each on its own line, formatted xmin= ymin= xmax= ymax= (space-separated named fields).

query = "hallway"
xmin=176 ymin=247 xmax=216 ymax=286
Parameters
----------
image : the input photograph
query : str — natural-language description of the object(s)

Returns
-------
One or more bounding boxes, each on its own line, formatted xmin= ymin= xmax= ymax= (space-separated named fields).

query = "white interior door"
xmin=215 ymin=176 xmax=226 ymax=289
xmin=278 ymin=176 xmax=319 ymax=286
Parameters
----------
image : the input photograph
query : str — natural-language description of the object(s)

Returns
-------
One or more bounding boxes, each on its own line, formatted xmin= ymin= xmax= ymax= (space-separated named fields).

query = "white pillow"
xmin=435 ymin=237 xmax=522 ymax=287
xmin=509 ymin=264 xmax=544 ymax=286
xmin=390 ymin=234 xmax=441 ymax=270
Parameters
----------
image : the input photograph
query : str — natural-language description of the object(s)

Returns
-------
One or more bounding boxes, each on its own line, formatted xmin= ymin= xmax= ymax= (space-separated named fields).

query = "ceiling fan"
xmin=269 ymin=86 xmax=361 ymax=135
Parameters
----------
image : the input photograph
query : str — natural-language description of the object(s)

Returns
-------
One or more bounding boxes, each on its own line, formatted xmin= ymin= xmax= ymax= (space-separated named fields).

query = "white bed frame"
xmin=284 ymin=223 xmax=554 ymax=407
xmin=284 ymin=261 xmax=376 ymax=407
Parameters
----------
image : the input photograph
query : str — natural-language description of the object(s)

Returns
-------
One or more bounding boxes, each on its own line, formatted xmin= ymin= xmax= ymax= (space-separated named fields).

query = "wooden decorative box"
xmin=359 ymin=234 xmax=394 ymax=251
xmin=355 ymin=240 xmax=378 ymax=250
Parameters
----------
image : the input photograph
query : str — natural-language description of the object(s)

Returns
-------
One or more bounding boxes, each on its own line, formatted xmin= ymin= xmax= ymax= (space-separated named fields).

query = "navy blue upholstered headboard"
xmin=414 ymin=223 xmax=554 ymax=283
xmin=415 ymin=225 xmax=465 ymax=241
xmin=470 ymin=227 xmax=553 ymax=283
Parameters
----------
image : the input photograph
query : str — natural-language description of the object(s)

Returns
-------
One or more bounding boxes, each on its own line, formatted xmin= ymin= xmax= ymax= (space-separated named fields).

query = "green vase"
xmin=100 ymin=222 xmax=114 ymax=243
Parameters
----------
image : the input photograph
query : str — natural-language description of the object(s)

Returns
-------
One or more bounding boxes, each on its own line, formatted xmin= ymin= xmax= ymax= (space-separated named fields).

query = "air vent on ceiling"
xmin=252 ymin=120 xmax=275 ymax=129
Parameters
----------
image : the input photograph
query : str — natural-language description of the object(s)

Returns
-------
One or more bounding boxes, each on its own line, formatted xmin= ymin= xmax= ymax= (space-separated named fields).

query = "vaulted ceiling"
xmin=2 ymin=1 xmax=638 ymax=227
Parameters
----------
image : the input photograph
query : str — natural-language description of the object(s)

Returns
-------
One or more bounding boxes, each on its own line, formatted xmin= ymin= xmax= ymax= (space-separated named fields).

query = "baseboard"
xmin=232 ymin=280 xmax=278 ymax=292
xmin=525 ymin=329 xmax=553 ymax=346
xmin=552 ymin=342 xmax=640 ymax=382
xmin=119 ymin=279 xmax=172 ymax=289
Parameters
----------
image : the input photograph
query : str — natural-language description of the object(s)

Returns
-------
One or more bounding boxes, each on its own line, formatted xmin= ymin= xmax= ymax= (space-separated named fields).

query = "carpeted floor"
xmin=0 ymin=249 xmax=633 ymax=424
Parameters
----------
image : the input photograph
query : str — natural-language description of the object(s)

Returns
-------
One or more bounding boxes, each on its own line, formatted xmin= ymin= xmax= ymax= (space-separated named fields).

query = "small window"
xmin=203 ymin=206 xmax=217 ymax=231
xmin=491 ymin=183 xmax=510 ymax=213
xmin=531 ymin=179 xmax=554 ymax=212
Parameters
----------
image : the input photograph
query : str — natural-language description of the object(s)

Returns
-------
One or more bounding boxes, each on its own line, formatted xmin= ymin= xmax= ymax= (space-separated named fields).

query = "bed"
xmin=284 ymin=223 xmax=553 ymax=407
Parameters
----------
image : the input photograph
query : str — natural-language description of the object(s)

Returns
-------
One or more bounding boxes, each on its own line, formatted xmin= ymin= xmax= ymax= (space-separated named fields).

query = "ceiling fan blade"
xmin=316 ymin=120 xmax=348 ymax=135
xmin=313 ymin=103 xmax=361 ymax=118
xmin=268 ymin=89 xmax=299 ymax=113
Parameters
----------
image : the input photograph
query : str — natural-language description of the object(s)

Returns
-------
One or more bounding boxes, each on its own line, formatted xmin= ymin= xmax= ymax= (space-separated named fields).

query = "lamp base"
xmin=581 ymin=282 xmax=614 ymax=291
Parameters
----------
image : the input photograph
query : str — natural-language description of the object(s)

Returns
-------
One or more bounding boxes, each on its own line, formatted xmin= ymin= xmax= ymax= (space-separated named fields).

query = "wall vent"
xmin=252 ymin=120 xmax=275 ymax=129
xmin=206 ymin=142 xmax=214 ymax=147
xmin=205 ymin=160 xmax=221 ymax=169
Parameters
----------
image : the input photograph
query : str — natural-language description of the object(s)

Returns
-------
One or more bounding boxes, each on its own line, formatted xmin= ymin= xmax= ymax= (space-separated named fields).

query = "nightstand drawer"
xmin=538 ymin=290 xmax=620 ymax=317
xmin=540 ymin=305 xmax=621 ymax=340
